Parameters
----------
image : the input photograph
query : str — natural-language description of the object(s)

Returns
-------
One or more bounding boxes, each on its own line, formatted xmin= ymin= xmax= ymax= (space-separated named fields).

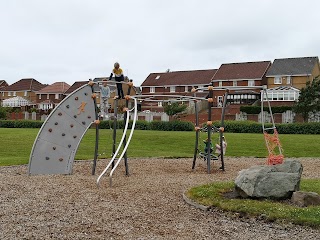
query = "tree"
xmin=163 ymin=102 xmax=187 ymax=117
xmin=293 ymin=76 xmax=320 ymax=122
xmin=0 ymin=106 xmax=7 ymax=120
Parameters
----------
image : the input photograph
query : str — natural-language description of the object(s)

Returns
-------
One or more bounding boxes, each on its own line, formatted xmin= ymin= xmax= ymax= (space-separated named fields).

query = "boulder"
xmin=291 ymin=191 xmax=320 ymax=207
xmin=235 ymin=159 xmax=303 ymax=199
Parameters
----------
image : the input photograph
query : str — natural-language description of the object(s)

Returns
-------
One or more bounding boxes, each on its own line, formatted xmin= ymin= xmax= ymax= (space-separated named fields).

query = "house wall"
xmin=2 ymin=91 xmax=37 ymax=102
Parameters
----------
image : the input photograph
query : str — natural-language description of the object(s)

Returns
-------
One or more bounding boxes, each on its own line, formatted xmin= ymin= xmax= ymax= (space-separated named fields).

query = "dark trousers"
xmin=116 ymin=82 xmax=124 ymax=98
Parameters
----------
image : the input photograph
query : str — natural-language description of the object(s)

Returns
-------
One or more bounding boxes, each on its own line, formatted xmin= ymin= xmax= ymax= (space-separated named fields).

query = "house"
xmin=0 ymin=80 xmax=9 ymax=104
xmin=140 ymin=69 xmax=217 ymax=111
xmin=211 ymin=61 xmax=271 ymax=107
xmin=265 ymin=56 xmax=320 ymax=106
xmin=1 ymin=78 xmax=46 ymax=109
xmin=36 ymin=82 xmax=70 ymax=110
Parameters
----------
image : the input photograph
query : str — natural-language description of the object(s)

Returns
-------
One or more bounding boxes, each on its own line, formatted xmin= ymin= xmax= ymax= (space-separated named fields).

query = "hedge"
xmin=1 ymin=119 xmax=320 ymax=134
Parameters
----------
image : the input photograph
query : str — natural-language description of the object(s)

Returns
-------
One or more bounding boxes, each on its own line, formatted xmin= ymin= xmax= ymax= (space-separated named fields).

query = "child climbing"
xmin=203 ymin=138 xmax=213 ymax=154
xmin=215 ymin=136 xmax=227 ymax=156
xmin=109 ymin=62 xmax=125 ymax=99
xmin=99 ymin=81 xmax=110 ymax=119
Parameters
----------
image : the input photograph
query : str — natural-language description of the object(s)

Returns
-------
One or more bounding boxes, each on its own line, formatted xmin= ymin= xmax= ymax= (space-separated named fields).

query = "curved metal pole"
xmin=92 ymin=83 xmax=99 ymax=175
xmin=112 ymin=99 xmax=118 ymax=169
xmin=96 ymin=105 xmax=132 ymax=186
xmin=207 ymin=89 xmax=213 ymax=174
xmin=109 ymin=99 xmax=138 ymax=186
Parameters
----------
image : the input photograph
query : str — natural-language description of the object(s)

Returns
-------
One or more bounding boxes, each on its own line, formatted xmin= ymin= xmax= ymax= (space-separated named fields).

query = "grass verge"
xmin=186 ymin=179 xmax=320 ymax=227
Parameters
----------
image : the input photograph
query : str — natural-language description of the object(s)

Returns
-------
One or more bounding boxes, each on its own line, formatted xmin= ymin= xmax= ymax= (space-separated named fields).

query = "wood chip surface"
xmin=1 ymin=157 xmax=320 ymax=239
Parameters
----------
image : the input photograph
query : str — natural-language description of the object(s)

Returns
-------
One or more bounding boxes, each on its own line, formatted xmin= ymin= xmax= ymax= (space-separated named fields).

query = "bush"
xmin=0 ymin=120 xmax=43 ymax=128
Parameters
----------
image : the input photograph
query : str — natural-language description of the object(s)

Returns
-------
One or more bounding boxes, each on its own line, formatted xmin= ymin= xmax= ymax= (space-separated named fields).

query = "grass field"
xmin=0 ymin=128 xmax=320 ymax=166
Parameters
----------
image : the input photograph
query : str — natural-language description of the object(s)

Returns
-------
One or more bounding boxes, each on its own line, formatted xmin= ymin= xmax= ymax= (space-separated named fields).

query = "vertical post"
xmin=91 ymin=81 xmax=99 ymax=175
xmin=123 ymin=82 xmax=132 ymax=176
xmin=192 ymin=96 xmax=199 ymax=170
xmin=207 ymin=87 xmax=213 ymax=174
xmin=112 ymin=99 xmax=118 ymax=169
xmin=219 ymin=90 xmax=229 ymax=171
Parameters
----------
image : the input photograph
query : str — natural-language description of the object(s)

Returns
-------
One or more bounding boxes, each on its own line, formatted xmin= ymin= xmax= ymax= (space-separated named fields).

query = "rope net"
xmin=263 ymin=129 xmax=284 ymax=165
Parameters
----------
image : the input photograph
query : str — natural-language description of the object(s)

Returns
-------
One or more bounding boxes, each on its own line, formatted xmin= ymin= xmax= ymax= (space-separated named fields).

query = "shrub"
xmin=240 ymin=105 xmax=293 ymax=114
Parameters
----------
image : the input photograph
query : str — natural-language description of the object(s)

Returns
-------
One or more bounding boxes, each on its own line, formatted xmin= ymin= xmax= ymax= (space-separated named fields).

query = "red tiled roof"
xmin=64 ymin=81 xmax=88 ymax=94
xmin=141 ymin=69 xmax=217 ymax=86
xmin=37 ymin=82 xmax=70 ymax=93
xmin=212 ymin=61 xmax=271 ymax=81
xmin=4 ymin=78 xmax=46 ymax=91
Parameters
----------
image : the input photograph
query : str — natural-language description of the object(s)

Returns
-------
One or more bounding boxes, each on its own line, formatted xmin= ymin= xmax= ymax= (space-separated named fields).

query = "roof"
xmin=266 ymin=56 xmax=319 ymax=76
xmin=37 ymin=82 xmax=70 ymax=94
xmin=141 ymin=69 xmax=217 ymax=86
xmin=0 ymin=80 xmax=9 ymax=89
xmin=267 ymin=86 xmax=300 ymax=91
xmin=212 ymin=61 xmax=271 ymax=81
xmin=64 ymin=81 xmax=88 ymax=94
xmin=4 ymin=78 xmax=46 ymax=91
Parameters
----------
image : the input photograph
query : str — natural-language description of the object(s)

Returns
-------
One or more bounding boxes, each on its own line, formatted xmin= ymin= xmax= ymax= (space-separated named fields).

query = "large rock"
xmin=235 ymin=159 xmax=303 ymax=199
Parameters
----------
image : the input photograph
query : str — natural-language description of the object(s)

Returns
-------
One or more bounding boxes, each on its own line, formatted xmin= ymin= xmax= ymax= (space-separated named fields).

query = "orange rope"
xmin=264 ymin=129 xmax=284 ymax=165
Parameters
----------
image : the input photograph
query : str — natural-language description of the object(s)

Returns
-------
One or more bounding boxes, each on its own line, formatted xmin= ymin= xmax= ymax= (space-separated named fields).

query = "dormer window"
xmin=155 ymin=75 xmax=160 ymax=80
xmin=150 ymin=87 xmax=155 ymax=93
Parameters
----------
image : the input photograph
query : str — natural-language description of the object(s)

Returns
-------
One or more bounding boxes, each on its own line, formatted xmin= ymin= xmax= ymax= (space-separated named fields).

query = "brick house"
xmin=36 ymin=82 xmax=70 ymax=110
xmin=1 ymin=78 xmax=46 ymax=109
xmin=140 ymin=69 xmax=217 ymax=112
xmin=0 ymin=80 xmax=9 ymax=104
xmin=265 ymin=56 xmax=320 ymax=106
xmin=211 ymin=61 xmax=271 ymax=108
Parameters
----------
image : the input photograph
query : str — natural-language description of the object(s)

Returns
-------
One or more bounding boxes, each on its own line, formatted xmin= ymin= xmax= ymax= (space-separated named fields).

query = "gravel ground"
xmin=1 ymin=157 xmax=320 ymax=240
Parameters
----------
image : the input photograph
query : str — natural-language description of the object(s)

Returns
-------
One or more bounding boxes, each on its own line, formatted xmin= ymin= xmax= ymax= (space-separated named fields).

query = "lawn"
xmin=0 ymin=128 xmax=320 ymax=166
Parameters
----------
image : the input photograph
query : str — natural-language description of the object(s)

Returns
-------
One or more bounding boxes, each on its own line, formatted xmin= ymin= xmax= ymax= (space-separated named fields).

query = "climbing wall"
xmin=28 ymin=83 xmax=97 ymax=175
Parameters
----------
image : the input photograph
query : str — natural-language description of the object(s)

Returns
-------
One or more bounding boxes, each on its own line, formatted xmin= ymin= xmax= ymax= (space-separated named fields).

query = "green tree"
xmin=0 ymin=106 xmax=7 ymax=119
xmin=163 ymin=102 xmax=187 ymax=117
xmin=293 ymin=76 xmax=320 ymax=122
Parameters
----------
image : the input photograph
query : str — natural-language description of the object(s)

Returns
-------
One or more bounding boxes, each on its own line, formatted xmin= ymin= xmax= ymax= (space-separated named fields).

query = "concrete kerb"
xmin=182 ymin=190 xmax=211 ymax=211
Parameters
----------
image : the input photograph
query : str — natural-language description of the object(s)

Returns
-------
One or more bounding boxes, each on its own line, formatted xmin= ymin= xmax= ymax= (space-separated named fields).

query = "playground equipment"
xmin=28 ymin=81 xmax=283 ymax=186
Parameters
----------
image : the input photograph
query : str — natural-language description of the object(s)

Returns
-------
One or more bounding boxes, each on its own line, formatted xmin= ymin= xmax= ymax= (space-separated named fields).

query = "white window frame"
xmin=219 ymin=81 xmax=222 ymax=87
xmin=24 ymin=91 xmax=28 ymax=97
xmin=150 ymin=87 xmax=155 ymax=93
xmin=248 ymin=80 xmax=255 ymax=86
xmin=274 ymin=76 xmax=282 ymax=84
xmin=47 ymin=94 xmax=49 ymax=100
xmin=286 ymin=76 xmax=291 ymax=84
xmin=233 ymin=81 xmax=237 ymax=87
xmin=198 ymin=85 xmax=204 ymax=92
xmin=157 ymin=101 xmax=162 ymax=107
xmin=13 ymin=91 xmax=16 ymax=96
xmin=8 ymin=92 xmax=11 ymax=96
xmin=39 ymin=94 xmax=41 ymax=100
xmin=170 ymin=86 xmax=175 ymax=93
xmin=184 ymin=86 xmax=188 ymax=92
xmin=55 ymin=94 xmax=59 ymax=99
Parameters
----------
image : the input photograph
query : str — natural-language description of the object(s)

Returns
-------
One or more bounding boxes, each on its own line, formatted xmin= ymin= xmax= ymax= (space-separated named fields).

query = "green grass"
xmin=187 ymin=179 xmax=320 ymax=227
xmin=0 ymin=128 xmax=320 ymax=166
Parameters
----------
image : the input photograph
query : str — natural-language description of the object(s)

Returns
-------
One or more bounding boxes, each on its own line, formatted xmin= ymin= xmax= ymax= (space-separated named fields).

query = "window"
xmin=274 ymin=77 xmax=282 ymax=84
xmin=13 ymin=91 xmax=16 ymax=96
xmin=158 ymin=102 xmax=162 ymax=107
xmin=47 ymin=94 xmax=49 ymax=100
xmin=286 ymin=76 xmax=291 ymax=84
xmin=8 ymin=92 xmax=11 ymax=96
xmin=150 ymin=87 xmax=155 ymax=93
xmin=184 ymin=86 xmax=188 ymax=92
xmin=39 ymin=94 xmax=41 ymax=99
xmin=24 ymin=91 xmax=28 ymax=97
xmin=198 ymin=85 xmax=204 ymax=92
xmin=233 ymin=81 xmax=237 ymax=87
xmin=55 ymin=94 xmax=59 ymax=99
xmin=248 ymin=80 xmax=255 ymax=86
xmin=219 ymin=81 xmax=222 ymax=87
xmin=155 ymin=75 xmax=160 ymax=80
xmin=170 ymin=86 xmax=175 ymax=93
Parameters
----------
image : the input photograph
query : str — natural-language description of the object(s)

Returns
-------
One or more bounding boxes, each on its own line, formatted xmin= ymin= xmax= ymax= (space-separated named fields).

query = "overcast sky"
xmin=1 ymin=0 xmax=320 ymax=87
